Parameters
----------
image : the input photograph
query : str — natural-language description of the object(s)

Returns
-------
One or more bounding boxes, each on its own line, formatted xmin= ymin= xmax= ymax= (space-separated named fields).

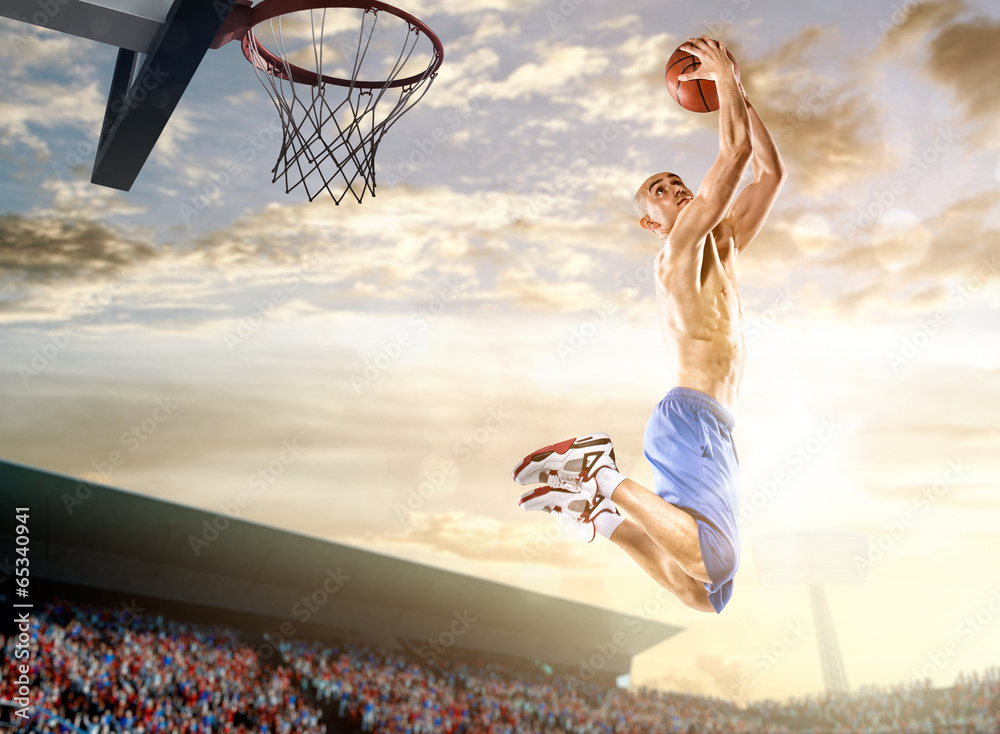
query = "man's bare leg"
xmin=511 ymin=433 xmax=716 ymax=611
xmin=603 ymin=476 xmax=710 ymax=584
xmin=609 ymin=518 xmax=714 ymax=613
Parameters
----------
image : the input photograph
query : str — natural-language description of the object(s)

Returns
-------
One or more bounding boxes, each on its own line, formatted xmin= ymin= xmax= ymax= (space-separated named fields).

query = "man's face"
xmin=643 ymin=172 xmax=693 ymax=229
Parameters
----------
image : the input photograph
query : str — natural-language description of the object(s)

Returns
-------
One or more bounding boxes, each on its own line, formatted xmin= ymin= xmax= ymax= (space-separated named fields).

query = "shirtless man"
xmin=512 ymin=37 xmax=785 ymax=613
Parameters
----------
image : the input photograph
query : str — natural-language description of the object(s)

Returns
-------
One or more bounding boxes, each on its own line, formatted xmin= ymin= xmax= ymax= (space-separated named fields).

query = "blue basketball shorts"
xmin=643 ymin=387 xmax=741 ymax=613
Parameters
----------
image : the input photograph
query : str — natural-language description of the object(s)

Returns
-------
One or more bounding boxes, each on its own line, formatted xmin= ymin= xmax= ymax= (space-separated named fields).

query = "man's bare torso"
xmin=655 ymin=216 xmax=745 ymax=413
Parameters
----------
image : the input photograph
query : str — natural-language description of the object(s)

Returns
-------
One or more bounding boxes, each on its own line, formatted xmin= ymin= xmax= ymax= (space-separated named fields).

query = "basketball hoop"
xmin=213 ymin=0 xmax=443 ymax=203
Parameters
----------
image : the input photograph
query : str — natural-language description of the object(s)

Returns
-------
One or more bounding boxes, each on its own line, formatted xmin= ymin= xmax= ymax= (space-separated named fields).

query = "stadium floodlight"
xmin=752 ymin=531 xmax=869 ymax=696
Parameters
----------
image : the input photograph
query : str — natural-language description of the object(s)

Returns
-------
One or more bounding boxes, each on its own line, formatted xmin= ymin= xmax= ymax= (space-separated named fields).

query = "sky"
xmin=2 ymin=0 xmax=1000 ymax=706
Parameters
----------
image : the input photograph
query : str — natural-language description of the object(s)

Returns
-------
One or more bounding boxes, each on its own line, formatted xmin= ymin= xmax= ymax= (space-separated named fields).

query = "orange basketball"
xmin=665 ymin=45 xmax=740 ymax=113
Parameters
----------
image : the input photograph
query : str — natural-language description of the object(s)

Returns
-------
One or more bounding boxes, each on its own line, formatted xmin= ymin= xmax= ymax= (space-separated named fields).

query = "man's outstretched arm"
xmin=666 ymin=38 xmax=753 ymax=289
xmin=728 ymin=97 xmax=787 ymax=253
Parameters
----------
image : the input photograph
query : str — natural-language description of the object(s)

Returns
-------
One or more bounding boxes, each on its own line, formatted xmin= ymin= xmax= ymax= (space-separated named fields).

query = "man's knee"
xmin=677 ymin=583 xmax=715 ymax=613
xmin=656 ymin=570 xmax=715 ymax=613
xmin=692 ymin=597 xmax=716 ymax=614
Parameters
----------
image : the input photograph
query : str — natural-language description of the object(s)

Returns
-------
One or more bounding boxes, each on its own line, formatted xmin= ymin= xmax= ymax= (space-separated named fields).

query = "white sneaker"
xmin=580 ymin=494 xmax=623 ymax=536
xmin=511 ymin=433 xmax=618 ymax=502
xmin=517 ymin=484 xmax=591 ymax=518
xmin=518 ymin=486 xmax=622 ymax=544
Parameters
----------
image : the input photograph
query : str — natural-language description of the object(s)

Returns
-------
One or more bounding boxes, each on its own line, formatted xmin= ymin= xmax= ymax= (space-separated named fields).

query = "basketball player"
xmin=512 ymin=37 xmax=785 ymax=613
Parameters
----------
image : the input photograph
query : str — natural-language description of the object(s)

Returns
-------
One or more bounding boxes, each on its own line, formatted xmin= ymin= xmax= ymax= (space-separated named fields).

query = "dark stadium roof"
xmin=0 ymin=459 xmax=682 ymax=676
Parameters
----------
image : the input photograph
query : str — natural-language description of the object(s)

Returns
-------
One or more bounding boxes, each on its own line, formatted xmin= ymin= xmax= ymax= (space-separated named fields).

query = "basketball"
xmin=665 ymin=45 xmax=740 ymax=113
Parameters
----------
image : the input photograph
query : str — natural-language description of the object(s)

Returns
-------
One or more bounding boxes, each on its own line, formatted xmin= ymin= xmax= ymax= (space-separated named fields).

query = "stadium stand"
xmin=0 ymin=459 xmax=680 ymax=682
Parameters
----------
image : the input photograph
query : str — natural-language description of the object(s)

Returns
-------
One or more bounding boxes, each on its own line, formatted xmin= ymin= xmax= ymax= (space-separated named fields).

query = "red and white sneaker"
xmin=518 ymin=485 xmax=622 ymax=544
xmin=517 ymin=484 xmax=591 ymax=518
xmin=580 ymin=494 xmax=623 ymax=538
xmin=511 ymin=433 xmax=618 ymax=502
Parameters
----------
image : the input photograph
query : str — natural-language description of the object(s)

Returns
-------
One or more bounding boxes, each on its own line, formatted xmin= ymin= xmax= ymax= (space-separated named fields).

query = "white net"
xmin=243 ymin=5 xmax=441 ymax=203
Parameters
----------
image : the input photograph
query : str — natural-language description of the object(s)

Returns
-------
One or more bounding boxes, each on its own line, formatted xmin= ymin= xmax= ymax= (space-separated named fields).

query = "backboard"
xmin=1 ymin=0 xmax=237 ymax=191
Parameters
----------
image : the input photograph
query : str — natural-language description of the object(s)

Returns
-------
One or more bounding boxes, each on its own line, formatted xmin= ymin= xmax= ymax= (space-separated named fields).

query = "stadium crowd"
xmin=752 ymin=669 xmax=1000 ymax=734
xmin=287 ymin=640 xmax=770 ymax=733
xmin=1 ymin=599 xmax=997 ymax=733
xmin=0 ymin=600 xmax=324 ymax=733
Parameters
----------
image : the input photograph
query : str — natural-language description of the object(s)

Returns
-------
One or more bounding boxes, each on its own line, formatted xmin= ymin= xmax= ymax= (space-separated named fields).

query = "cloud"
xmin=419 ymin=48 xmax=501 ymax=109
xmin=186 ymin=185 xmax=654 ymax=314
xmin=0 ymin=80 xmax=106 ymax=161
xmin=3 ymin=142 xmax=990 ymax=332
xmin=492 ymin=43 xmax=611 ymax=101
xmin=0 ymin=181 xmax=652 ymax=326
xmin=739 ymin=26 xmax=894 ymax=198
xmin=346 ymin=510 xmax=596 ymax=567
xmin=411 ymin=0 xmax=537 ymax=15
xmin=572 ymin=32 xmax=699 ymax=135
xmin=0 ymin=19 xmax=100 ymax=81
xmin=147 ymin=106 xmax=203 ymax=167
xmin=826 ymin=190 xmax=1000 ymax=317
xmin=0 ymin=214 xmax=156 ymax=284
xmin=37 ymin=178 xmax=148 ymax=219
xmin=923 ymin=12 xmax=1000 ymax=144
xmin=873 ymin=1 xmax=1000 ymax=147
xmin=875 ymin=0 xmax=967 ymax=58
xmin=0 ymin=21 xmax=109 ymax=161
xmin=734 ymin=187 xmax=999 ymax=324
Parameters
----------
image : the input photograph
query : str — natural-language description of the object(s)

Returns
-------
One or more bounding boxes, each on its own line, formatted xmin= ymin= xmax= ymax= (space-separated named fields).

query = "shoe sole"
xmin=511 ymin=433 xmax=614 ymax=485
xmin=518 ymin=486 xmax=591 ymax=515
xmin=519 ymin=487 xmax=598 ymax=544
